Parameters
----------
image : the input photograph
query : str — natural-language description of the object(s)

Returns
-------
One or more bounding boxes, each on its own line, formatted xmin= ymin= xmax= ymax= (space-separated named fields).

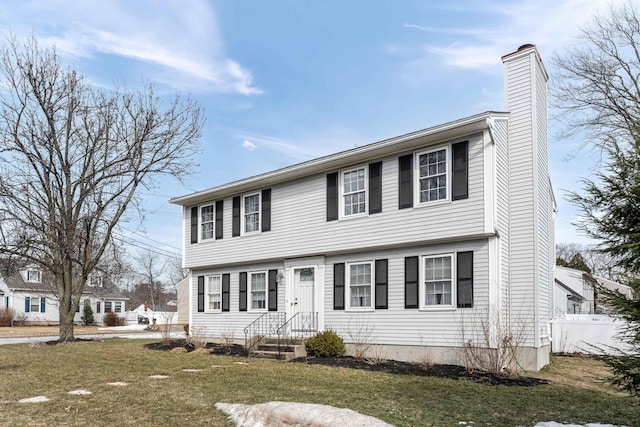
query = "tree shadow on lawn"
xmin=144 ymin=339 xmax=550 ymax=387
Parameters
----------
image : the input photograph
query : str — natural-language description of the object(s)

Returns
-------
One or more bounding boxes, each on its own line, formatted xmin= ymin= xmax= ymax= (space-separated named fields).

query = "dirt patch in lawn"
xmin=145 ymin=339 xmax=549 ymax=387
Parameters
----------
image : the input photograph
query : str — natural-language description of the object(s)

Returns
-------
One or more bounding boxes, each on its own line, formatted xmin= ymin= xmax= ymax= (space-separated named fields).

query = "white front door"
xmin=285 ymin=257 xmax=324 ymax=333
xmin=293 ymin=267 xmax=315 ymax=316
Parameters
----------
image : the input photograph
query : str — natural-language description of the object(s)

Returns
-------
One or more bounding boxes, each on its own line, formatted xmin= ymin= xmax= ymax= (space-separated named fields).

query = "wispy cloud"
xmin=242 ymin=140 xmax=257 ymax=151
xmin=1 ymin=0 xmax=261 ymax=95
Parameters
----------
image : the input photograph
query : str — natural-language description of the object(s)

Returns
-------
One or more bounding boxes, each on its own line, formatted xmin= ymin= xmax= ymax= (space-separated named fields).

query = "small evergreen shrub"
xmin=305 ymin=329 xmax=346 ymax=357
xmin=81 ymin=304 xmax=94 ymax=325
xmin=0 ymin=307 xmax=14 ymax=326
xmin=103 ymin=311 xmax=126 ymax=327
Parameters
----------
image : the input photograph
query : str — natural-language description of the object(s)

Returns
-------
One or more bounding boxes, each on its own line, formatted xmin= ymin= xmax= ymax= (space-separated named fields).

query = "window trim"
xmin=339 ymin=164 xmax=369 ymax=219
xmin=199 ymin=203 xmax=215 ymax=241
xmin=26 ymin=269 xmax=42 ymax=283
xmin=241 ymin=192 xmax=261 ymax=235
xmin=104 ymin=301 xmax=113 ymax=313
xmin=420 ymin=253 xmax=456 ymax=310
xmin=248 ymin=271 xmax=268 ymax=312
xmin=29 ymin=296 xmax=43 ymax=313
xmin=414 ymin=145 xmax=451 ymax=206
xmin=205 ymin=274 xmax=223 ymax=313
xmin=346 ymin=261 xmax=374 ymax=311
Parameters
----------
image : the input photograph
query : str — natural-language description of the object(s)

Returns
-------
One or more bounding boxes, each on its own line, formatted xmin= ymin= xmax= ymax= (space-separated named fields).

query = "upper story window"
xmin=88 ymin=275 xmax=103 ymax=287
xmin=26 ymin=269 xmax=42 ymax=283
xmin=206 ymin=274 xmax=222 ymax=312
xmin=417 ymin=147 xmax=448 ymax=204
xmin=243 ymin=193 xmax=261 ymax=234
xmin=422 ymin=254 xmax=454 ymax=309
xmin=200 ymin=204 xmax=215 ymax=240
xmin=340 ymin=166 xmax=367 ymax=218
xmin=347 ymin=261 xmax=373 ymax=310
xmin=249 ymin=271 xmax=267 ymax=311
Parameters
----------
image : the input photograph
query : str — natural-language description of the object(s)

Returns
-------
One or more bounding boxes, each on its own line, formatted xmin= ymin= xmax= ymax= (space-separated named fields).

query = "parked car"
xmin=137 ymin=315 xmax=149 ymax=325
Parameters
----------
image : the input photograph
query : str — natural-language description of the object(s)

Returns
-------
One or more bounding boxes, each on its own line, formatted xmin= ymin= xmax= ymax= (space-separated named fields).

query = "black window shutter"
xmin=399 ymin=154 xmax=413 ymax=209
xmin=232 ymin=196 xmax=241 ymax=237
xmin=268 ymin=269 xmax=278 ymax=311
xmin=197 ymin=276 xmax=205 ymax=313
xmin=326 ymin=172 xmax=339 ymax=221
xmin=452 ymin=141 xmax=469 ymax=200
xmin=190 ymin=207 xmax=198 ymax=244
xmin=369 ymin=161 xmax=382 ymax=214
xmin=405 ymin=256 xmax=419 ymax=308
xmin=333 ymin=263 xmax=345 ymax=310
xmin=222 ymin=274 xmax=230 ymax=312
xmin=239 ymin=272 xmax=247 ymax=312
xmin=215 ymin=200 xmax=224 ymax=240
xmin=375 ymin=259 xmax=388 ymax=309
xmin=457 ymin=251 xmax=474 ymax=308
xmin=262 ymin=189 xmax=271 ymax=232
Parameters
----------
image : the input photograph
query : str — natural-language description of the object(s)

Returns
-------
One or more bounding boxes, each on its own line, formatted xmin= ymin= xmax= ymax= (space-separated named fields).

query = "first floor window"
xmin=207 ymin=275 xmax=222 ymax=312
xmin=25 ymin=296 xmax=45 ymax=313
xmin=105 ymin=301 xmax=112 ymax=313
xmin=243 ymin=193 xmax=260 ymax=233
xmin=417 ymin=148 xmax=448 ymax=203
xmin=422 ymin=254 xmax=453 ymax=307
xmin=347 ymin=262 xmax=373 ymax=309
xmin=200 ymin=204 xmax=214 ymax=240
xmin=31 ymin=297 xmax=41 ymax=312
xmin=115 ymin=302 xmax=123 ymax=313
xmin=249 ymin=272 xmax=266 ymax=310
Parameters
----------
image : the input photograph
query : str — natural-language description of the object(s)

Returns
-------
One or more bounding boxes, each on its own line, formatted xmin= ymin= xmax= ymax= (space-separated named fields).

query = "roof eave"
xmin=170 ymin=111 xmax=508 ymax=206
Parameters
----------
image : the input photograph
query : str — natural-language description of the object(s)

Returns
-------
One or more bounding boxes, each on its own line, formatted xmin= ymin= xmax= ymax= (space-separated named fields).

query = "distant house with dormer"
xmin=0 ymin=262 xmax=128 ymax=325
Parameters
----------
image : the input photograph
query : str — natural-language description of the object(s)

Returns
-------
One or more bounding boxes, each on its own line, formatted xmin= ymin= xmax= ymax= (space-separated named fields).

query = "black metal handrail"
xmin=243 ymin=312 xmax=286 ymax=354
xmin=276 ymin=311 xmax=318 ymax=359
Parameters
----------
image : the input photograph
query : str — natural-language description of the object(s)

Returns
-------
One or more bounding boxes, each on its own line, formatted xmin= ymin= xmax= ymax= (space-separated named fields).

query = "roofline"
xmin=171 ymin=111 xmax=509 ymax=206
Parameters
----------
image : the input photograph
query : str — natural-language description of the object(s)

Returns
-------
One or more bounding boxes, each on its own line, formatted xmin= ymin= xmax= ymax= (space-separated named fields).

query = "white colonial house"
xmin=0 ymin=264 xmax=128 ymax=326
xmin=171 ymin=44 xmax=555 ymax=371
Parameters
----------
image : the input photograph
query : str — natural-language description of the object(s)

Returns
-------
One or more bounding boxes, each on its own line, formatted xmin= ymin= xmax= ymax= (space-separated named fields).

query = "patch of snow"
xmin=19 ymin=396 xmax=50 ymax=403
xmin=99 ymin=324 xmax=147 ymax=332
xmin=211 ymin=365 xmax=227 ymax=368
xmin=68 ymin=390 xmax=92 ymax=395
xmin=215 ymin=401 xmax=394 ymax=427
xmin=233 ymin=362 xmax=249 ymax=365
xmin=149 ymin=375 xmax=169 ymax=379
xmin=107 ymin=382 xmax=129 ymax=386
xmin=182 ymin=369 xmax=204 ymax=372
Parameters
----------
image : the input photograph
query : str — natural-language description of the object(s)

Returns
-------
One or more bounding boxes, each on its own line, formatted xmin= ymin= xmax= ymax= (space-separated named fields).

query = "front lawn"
xmin=0 ymin=339 xmax=637 ymax=426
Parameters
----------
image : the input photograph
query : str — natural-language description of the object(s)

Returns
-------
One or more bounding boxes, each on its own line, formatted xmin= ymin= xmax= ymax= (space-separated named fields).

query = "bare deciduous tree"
xmin=0 ymin=37 xmax=202 ymax=341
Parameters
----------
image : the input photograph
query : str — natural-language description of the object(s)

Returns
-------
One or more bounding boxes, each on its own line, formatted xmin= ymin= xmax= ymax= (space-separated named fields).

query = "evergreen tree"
xmin=81 ymin=304 xmax=95 ymax=326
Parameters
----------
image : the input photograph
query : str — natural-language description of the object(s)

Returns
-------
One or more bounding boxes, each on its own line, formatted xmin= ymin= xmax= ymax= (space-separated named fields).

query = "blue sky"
xmin=0 ymin=0 xmax=623 ymax=262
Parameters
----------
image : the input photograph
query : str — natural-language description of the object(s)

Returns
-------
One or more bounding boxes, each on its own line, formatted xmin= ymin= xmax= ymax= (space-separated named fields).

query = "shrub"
xmin=183 ymin=323 xmax=189 ymax=336
xmin=81 ymin=304 xmax=94 ymax=325
xmin=103 ymin=311 xmax=126 ymax=327
xmin=0 ymin=307 xmax=14 ymax=326
xmin=305 ymin=329 xmax=346 ymax=358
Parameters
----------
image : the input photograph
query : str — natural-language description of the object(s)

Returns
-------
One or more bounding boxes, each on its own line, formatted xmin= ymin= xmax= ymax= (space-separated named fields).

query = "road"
xmin=0 ymin=328 xmax=186 ymax=345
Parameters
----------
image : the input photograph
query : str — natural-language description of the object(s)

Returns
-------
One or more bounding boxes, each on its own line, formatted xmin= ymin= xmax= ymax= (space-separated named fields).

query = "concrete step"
xmin=249 ymin=349 xmax=296 ymax=361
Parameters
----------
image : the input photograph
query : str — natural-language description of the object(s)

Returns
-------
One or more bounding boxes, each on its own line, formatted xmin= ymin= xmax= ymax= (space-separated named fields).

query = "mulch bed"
xmin=145 ymin=339 xmax=549 ymax=387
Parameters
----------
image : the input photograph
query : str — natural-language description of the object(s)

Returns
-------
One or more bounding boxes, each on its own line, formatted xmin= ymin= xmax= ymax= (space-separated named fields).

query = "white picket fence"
xmin=551 ymin=314 xmax=631 ymax=354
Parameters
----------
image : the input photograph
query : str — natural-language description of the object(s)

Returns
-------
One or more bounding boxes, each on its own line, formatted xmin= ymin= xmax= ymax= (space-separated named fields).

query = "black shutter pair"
xmin=326 ymin=162 xmax=383 ymax=221
xmin=404 ymin=251 xmax=473 ymax=308
xmin=190 ymin=200 xmax=224 ymax=244
xmin=398 ymin=140 xmax=468 ymax=209
xmin=239 ymin=270 xmax=278 ymax=312
xmin=197 ymin=274 xmax=230 ymax=312
xmin=232 ymin=189 xmax=271 ymax=236
xmin=333 ymin=259 xmax=388 ymax=310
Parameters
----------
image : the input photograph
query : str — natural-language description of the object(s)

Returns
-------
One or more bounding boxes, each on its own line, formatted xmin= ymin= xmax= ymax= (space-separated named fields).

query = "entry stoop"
xmin=249 ymin=337 xmax=306 ymax=361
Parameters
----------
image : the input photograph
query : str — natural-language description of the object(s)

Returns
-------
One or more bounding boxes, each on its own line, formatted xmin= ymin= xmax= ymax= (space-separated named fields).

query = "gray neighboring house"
xmin=553 ymin=266 xmax=595 ymax=317
xmin=171 ymin=44 xmax=555 ymax=371
xmin=0 ymin=264 xmax=128 ymax=326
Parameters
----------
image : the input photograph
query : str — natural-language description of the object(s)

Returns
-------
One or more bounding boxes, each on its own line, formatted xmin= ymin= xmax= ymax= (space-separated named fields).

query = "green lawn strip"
xmin=0 ymin=339 xmax=637 ymax=426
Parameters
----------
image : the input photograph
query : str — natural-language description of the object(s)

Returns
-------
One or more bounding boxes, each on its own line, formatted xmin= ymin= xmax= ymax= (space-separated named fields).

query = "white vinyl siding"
xmin=249 ymin=271 xmax=267 ymax=311
xmin=347 ymin=261 xmax=373 ymax=310
xmin=200 ymin=204 xmax=215 ymax=240
xmin=243 ymin=193 xmax=261 ymax=234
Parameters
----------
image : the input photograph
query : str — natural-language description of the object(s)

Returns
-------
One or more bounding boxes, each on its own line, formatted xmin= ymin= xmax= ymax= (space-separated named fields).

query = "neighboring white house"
xmin=553 ymin=266 xmax=595 ymax=317
xmin=0 ymin=264 xmax=128 ymax=326
xmin=170 ymin=44 xmax=555 ymax=371
xmin=129 ymin=303 xmax=178 ymax=325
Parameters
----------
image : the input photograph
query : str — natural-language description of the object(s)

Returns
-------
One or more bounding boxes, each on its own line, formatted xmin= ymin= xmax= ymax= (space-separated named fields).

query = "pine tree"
xmin=81 ymin=304 xmax=95 ymax=326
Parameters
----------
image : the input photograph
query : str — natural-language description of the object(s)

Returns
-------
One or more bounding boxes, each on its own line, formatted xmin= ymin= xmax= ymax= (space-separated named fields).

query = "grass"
xmin=0 ymin=339 xmax=638 ymax=426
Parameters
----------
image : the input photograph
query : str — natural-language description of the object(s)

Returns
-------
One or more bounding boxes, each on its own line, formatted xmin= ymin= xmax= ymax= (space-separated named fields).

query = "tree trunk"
xmin=58 ymin=318 xmax=75 ymax=342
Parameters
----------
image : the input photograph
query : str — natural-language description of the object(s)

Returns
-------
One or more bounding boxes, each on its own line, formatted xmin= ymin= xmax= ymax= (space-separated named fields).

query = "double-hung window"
xmin=206 ymin=274 xmax=222 ymax=312
xmin=422 ymin=254 xmax=454 ymax=308
xmin=30 ymin=297 xmax=42 ymax=312
xmin=249 ymin=272 xmax=267 ymax=311
xmin=347 ymin=261 xmax=373 ymax=310
xmin=115 ymin=302 xmax=123 ymax=313
xmin=243 ymin=193 xmax=261 ymax=234
xmin=105 ymin=301 xmax=113 ymax=313
xmin=341 ymin=167 xmax=367 ymax=217
xmin=417 ymin=147 xmax=448 ymax=203
xmin=200 ymin=204 xmax=215 ymax=240
xmin=26 ymin=269 xmax=42 ymax=283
